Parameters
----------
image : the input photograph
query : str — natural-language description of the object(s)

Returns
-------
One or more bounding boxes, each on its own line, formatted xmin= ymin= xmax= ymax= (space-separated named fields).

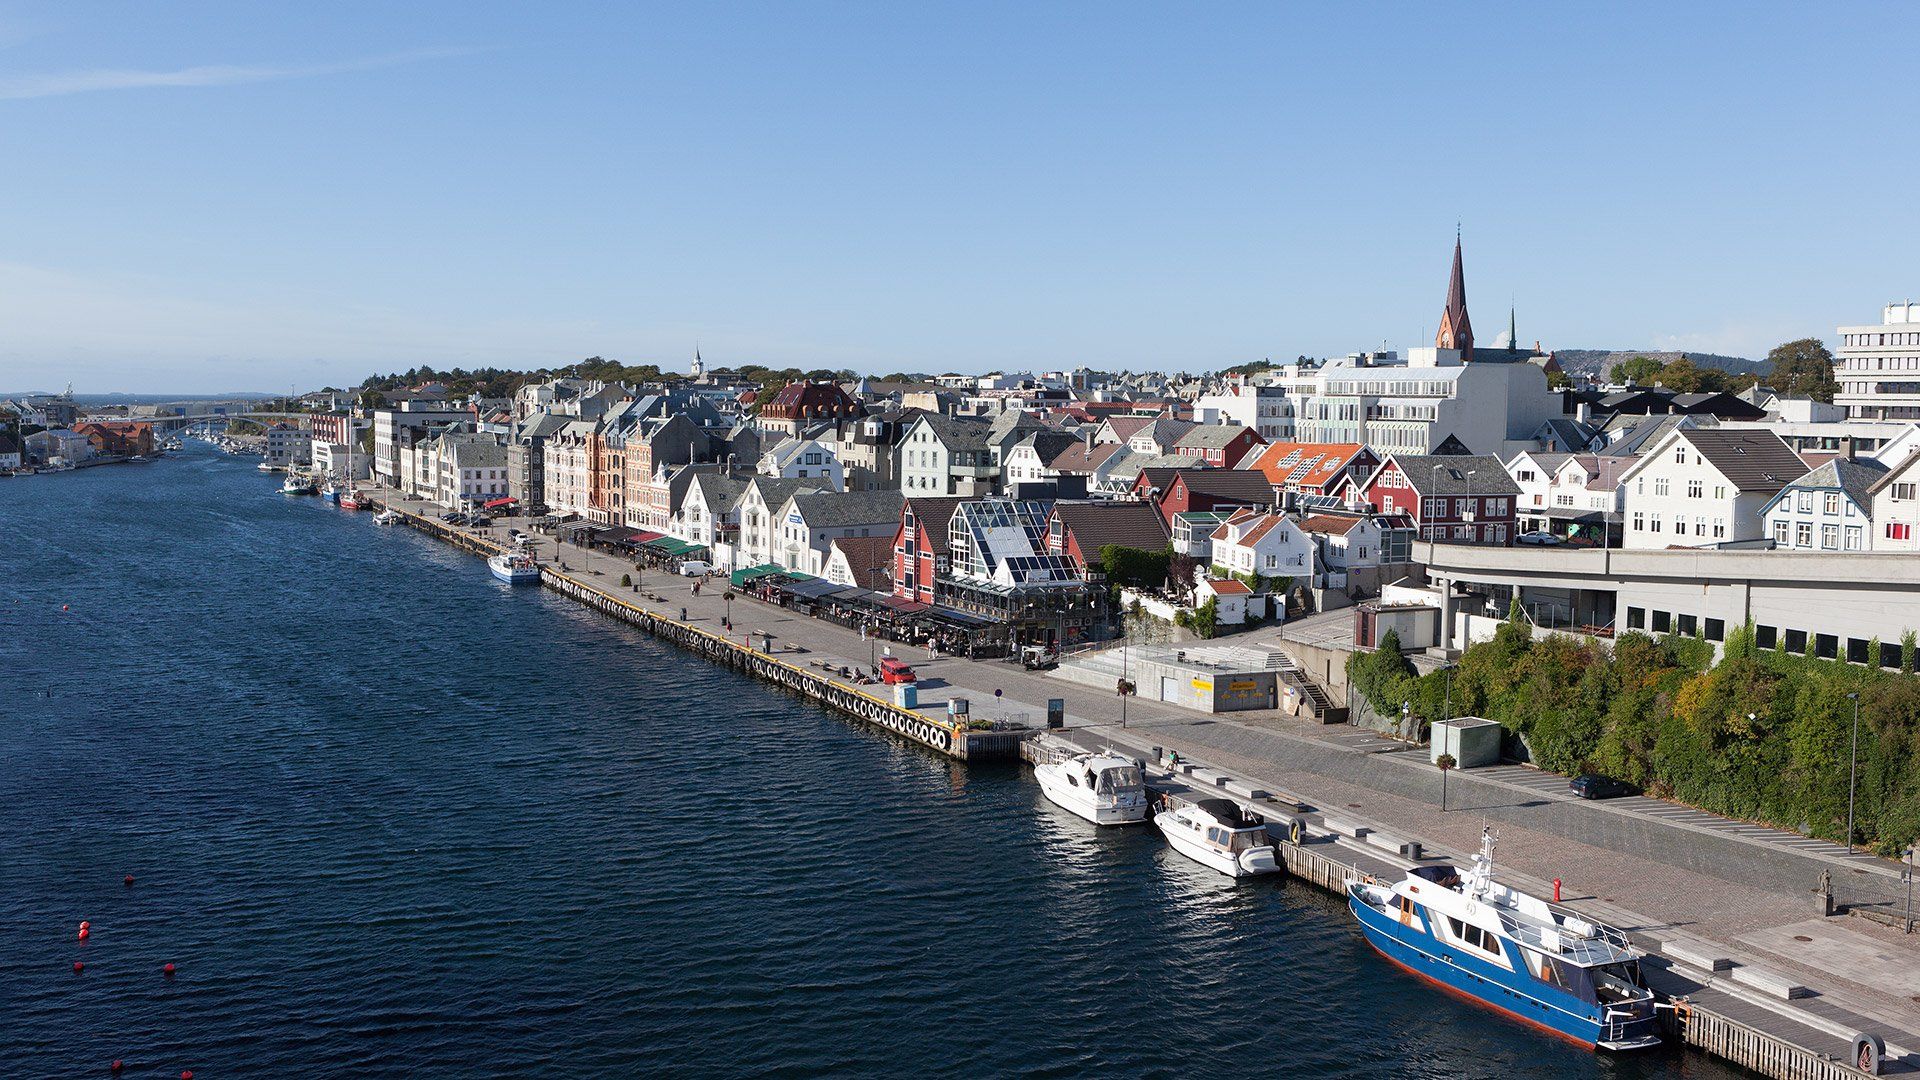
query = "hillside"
xmin=1553 ymin=349 xmax=1767 ymax=383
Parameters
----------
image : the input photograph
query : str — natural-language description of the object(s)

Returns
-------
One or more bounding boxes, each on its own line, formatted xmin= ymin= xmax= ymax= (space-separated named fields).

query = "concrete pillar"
xmin=1436 ymin=575 xmax=1453 ymax=651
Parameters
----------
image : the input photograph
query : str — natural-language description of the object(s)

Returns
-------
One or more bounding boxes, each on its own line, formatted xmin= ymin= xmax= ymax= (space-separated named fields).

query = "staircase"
xmin=1266 ymin=647 xmax=1346 ymax=724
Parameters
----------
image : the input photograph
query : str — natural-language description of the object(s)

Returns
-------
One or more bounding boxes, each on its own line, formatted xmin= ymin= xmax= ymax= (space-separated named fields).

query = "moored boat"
xmin=373 ymin=509 xmax=401 ymax=525
xmin=1154 ymin=798 xmax=1281 ymax=877
xmin=488 ymin=547 xmax=541 ymax=584
xmin=281 ymin=473 xmax=316 ymax=496
xmin=1034 ymin=750 xmax=1147 ymax=825
xmin=340 ymin=489 xmax=367 ymax=511
xmin=1346 ymin=829 xmax=1660 ymax=1051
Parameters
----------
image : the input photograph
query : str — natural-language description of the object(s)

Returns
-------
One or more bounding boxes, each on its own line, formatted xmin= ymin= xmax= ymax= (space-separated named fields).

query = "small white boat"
xmin=488 ymin=549 xmax=541 ymax=584
xmin=1034 ymin=750 xmax=1147 ymax=825
xmin=373 ymin=509 xmax=401 ymax=525
xmin=1155 ymin=798 xmax=1281 ymax=878
xmin=281 ymin=473 xmax=315 ymax=495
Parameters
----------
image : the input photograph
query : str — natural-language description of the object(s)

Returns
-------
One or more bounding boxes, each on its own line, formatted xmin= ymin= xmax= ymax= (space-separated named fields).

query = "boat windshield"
xmin=1594 ymin=961 xmax=1646 ymax=1003
xmin=1226 ymin=828 xmax=1266 ymax=852
xmin=1096 ymin=766 xmax=1142 ymax=794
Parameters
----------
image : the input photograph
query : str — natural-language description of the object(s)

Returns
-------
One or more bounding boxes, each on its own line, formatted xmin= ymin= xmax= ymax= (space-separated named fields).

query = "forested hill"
xmin=1553 ymin=349 xmax=1767 ymax=383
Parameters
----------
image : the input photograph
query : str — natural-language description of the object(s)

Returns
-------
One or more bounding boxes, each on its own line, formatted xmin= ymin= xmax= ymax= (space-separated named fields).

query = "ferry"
xmin=1034 ymin=750 xmax=1148 ymax=825
xmin=1155 ymin=798 xmax=1281 ymax=877
xmin=488 ymin=548 xmax=541 ymax=585
xmin=1347 ymin=829 xmax=1661 ymax=1052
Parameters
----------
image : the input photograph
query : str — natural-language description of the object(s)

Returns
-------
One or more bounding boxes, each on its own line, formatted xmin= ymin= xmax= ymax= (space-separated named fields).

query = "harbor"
xmin=358 ymin=472 xmax=1920 ymax=1080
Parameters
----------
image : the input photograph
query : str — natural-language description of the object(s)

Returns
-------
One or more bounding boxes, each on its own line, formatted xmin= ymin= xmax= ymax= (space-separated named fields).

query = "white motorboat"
xmin=373 ymin=509 xmax=401 ymax=525
xmin=1155 ymin=798 xmax=1281 ymax=878
xmin=281 ymin=473 xmax=315 ymax=496
xmin=488 ymin=548 xmax=541 ymax=584
xmin=1034 ymin=750 xmax=1148 ymax=825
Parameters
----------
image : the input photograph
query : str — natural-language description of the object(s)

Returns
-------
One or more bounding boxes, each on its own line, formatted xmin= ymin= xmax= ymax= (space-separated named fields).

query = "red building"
xmin=1239 ymin=441 xmax=1379 ymax=500
xmin=1045 ymin=501 xmax=1170 ymax=571
xmin=889 ymin=496 xmax=963 ymax=604
xmin=1348 ymin=453 xmax=1519 ymax=545
xmin=1173 ymin=424 xmax=1265 ymax=468
xmin=1133 ymin=468 xmax=1276 ymax=525
xmin=759 ymin=382 xmax=863 ymax=436
xmin=73 ymin=421 xmax=154 ymax=458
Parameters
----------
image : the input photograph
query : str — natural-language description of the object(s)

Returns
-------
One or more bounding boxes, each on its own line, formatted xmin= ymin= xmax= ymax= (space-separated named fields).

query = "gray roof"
xmin=913 ymin=413 xmax=993 ymax=452
xmin=1775 ymin=457 xmax=1887 ymax=505
xmin=789 ymin=489 xmax=906 ymax=528
xmin=1174 ymin=424 xmax=1254 ymax=450
xmin=1391 ymin=454 xmax=1523 ymax=497
xmin=1015 ymin=429 xmax=1083 ymax=464
xmin=448 ymin=436 xmax=508 ymax=470
xmin=688 ymin=473 xmax=747 ymax=514
xmin=515 ymin=412 xmax=571 ymax=441
xmin=1049 ymin=500 xmax=1170 ymax=553
xmin=1676 ymin=429 xmax=1808 ymax=493
xmin=745 ymin=475 xmax=829 ymax=507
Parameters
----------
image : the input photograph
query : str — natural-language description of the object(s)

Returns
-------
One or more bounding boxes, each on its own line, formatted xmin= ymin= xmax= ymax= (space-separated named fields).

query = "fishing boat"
xmin=488 ymin=545 xmax=541 ymax=584
xmin=1347 ymin=829 xmax=1660 ymax=1051
xmin=1034 ymin=750 xmax=1148 ymax=825
xmin=1154 ymin=798 xmax=1281 ymax=877
xmin=373 ymin=509 xmax=401 ymax=525
xmin=320 ymin=479 xmax=341 ymax=504
xmin=340 ymin=488 xmax=367 ymax=511
xmin=281 ymin=473 xmax=316 ymax=496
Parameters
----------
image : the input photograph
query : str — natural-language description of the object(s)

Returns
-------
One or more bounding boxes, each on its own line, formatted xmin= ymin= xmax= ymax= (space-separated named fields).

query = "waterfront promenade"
xmin=374 ymin=486 xmax=1920 ymax=1072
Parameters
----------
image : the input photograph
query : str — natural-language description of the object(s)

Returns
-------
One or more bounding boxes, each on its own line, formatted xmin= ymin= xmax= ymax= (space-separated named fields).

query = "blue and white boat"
xmin=488 ymin=548 xmax=541 ymax=585
xmin=1347 ymin=829 xmax=1661 ymax=1051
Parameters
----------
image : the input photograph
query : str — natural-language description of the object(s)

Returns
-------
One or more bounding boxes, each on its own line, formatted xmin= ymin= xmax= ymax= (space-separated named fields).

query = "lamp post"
xmin=1437 ymin=752 xmax=1456 ymax=812
xmin=1846 ymin=691 xmax=1861 ymax=854
xmin=724 ymin=589 xmax=734 ymax=630
xmin=1906 ymin=846 xmax=1915 ymax=934
xmin=1444 ymin=661 xmax=1454 ymax=723
xmin=1121 ymin=638 xmax=1131 ymax=728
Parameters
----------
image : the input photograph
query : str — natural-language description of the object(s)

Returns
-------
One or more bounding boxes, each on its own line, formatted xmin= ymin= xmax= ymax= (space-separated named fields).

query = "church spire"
xmin=1436 ymin=232 xmax=1473 ymax=360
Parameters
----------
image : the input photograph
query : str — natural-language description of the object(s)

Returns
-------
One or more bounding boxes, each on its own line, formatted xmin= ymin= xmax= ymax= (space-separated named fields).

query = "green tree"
xmin=1612 ymin=355 xmax=1664 ymax=385
xmin=1767 ymin=338 xmax=1839 ymax=403
xmin=1099 ymin=544 xmax=1171 ymax=590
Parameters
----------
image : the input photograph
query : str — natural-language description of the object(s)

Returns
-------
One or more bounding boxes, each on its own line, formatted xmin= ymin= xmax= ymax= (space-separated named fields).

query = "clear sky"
xmin=0 ymin=2 xmax=1913 ymax=394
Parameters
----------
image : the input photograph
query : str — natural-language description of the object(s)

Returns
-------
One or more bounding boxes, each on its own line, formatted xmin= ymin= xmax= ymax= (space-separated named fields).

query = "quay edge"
xmin=376 ymin=498 xmax=1022 ymax=763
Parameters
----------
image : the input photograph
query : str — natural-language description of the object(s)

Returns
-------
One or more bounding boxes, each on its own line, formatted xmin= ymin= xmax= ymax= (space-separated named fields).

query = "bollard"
xmin=1553 ymin=878 xmax=1562 ymax=903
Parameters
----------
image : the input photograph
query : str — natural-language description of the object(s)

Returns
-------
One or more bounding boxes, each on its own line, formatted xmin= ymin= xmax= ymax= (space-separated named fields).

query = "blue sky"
xmin=0 ymin=2 xmax=1913 ymax=394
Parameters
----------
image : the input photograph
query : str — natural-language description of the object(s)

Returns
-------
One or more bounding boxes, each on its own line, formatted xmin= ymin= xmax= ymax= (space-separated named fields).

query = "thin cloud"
xmin=0 ymin=46 xmax=471 ymax=101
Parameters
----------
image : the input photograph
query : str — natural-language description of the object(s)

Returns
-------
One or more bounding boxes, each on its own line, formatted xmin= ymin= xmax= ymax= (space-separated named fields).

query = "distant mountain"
xmin=1553 ymin=349 xmax=1768 ymax=383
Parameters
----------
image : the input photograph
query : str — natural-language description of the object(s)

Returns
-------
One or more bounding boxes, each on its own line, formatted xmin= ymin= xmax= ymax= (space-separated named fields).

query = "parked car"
xmin=469 ymin=515 xmax=492 ymax=527
xmin=440 ymin=511 xmax=461 ymax=522
xmin=678 ymin=560 xmax=712 ymax=577
xmin=1569 ymin=774 xmax=1633 ymax=800
xmin=1516 ymin=531 xmax=1564 ymax=546
xmin=446 ymin=513 xmax=469 ymax=525
xmin=879 ymin=657 xmax=918 ymax=684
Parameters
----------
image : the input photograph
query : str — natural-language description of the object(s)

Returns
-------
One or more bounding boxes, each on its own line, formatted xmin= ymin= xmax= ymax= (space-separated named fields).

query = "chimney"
xmin=1842 ymin=435 xmax=1856 ymax=462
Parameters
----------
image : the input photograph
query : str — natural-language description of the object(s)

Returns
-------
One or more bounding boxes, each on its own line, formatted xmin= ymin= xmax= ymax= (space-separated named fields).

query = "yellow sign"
xmin=1228 ymin=680 xmax=1257 ymax=691
xmin=1191 ymin=678 xmax=1213 ymax=692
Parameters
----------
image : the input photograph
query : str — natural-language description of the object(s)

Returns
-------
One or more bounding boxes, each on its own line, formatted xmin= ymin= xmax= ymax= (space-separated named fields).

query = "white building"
xmin=757 ymin=437 xmax=845 ymax=490
xmin=1207 ymin=509 xmax=1313 ymax=581
xmin=769 ymin=490 xmax=905 ymax=577
xmin=1617 ymin=428 xmax=1807 ymax=550
xmin=542 ymin=419 xmax=597 ymax=516
xmin=733 ymin=477 xmax=828 ymax=569
xmin=436 ymin=435 xmax=511 ymax=509
xmin=1836 ymin=301 xmax=1920 ymax=420
xmin=1506 ymin=451 xmax=1630 ymax=539
xmin=1193 ymin=376 xmax=1297 ymax=440
xmin=1298 ymin=353 xmax=1564 ymax=458
xmin=311 ymin=441 xmax=371 ymax=481
xmin=264 ymin=424 xmax=311 ymax=470
xmin=1760 ymin=457 xmax=1888 ymax=553
xmin=897 ymin=414 xmax=996 ymax=496
xmin=372 ymin=404 xmax=470 ymax=483
xmin=1868 ymin=450 xmax=1920 ymax=552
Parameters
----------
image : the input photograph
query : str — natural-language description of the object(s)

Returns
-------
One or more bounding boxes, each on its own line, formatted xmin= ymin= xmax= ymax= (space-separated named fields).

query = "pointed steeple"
xmin=1436 ymin=232 xmax=1473 ymax=360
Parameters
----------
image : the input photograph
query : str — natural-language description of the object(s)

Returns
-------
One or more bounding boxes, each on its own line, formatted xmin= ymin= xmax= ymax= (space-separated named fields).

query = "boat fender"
xmin=1288 ymin=820 xmax=1303 ymax=846
xmin=1466 ymin=902 xmax=1476 ymax=916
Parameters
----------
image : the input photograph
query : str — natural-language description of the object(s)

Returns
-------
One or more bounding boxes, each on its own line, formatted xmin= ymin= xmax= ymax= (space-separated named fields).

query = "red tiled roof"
xmin=1204 ymin=578 xmax=1252 ymax=595
xmin=1241 ymin=441 xmax=1367 ymax=489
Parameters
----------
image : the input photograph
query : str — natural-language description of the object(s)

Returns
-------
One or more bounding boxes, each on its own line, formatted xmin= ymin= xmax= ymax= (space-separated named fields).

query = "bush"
xmin=1100 ymin=544 xmax=1171 ymax=590
xmin=620 ymin=573 xmax=632 ymax=587
xmin=1369 ymin=618 xmax=1920 ymax=853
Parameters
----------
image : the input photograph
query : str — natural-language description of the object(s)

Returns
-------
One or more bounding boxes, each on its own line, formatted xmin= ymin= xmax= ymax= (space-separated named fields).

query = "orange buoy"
xmin=163 ymin=962 xmax=176 ymax=976
xmin=73 ymin=961 xmax=84 ymax=973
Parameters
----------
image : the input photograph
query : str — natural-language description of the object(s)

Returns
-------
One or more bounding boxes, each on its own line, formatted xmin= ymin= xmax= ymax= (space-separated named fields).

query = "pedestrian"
xmin=994 ymin=688 xmax=1003 ymax=701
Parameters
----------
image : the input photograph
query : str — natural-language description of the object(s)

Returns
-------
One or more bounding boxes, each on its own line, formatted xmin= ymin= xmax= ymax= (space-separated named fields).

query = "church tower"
xmin=690 ymin=347 xmax=705 ymax=380
xmin=1435 ymin=234 xmax=1474 ymax=361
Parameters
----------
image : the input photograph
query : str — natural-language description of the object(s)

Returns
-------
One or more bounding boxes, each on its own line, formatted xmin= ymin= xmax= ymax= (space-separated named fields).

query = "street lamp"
xmin=724 ymin=589 xmax=734 ymax=630
xmin=1846 ymin=691 xmax=1861 ymax=854
xmin=1437 ymin=752 xmax=1457 ymax=813
xmin=1443 ymin=660 xmax=1455 ymax=723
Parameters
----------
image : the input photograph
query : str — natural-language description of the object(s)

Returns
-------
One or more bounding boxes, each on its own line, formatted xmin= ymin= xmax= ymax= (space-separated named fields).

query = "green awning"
xmin=730 ymin=564 xmax=783 ymax=587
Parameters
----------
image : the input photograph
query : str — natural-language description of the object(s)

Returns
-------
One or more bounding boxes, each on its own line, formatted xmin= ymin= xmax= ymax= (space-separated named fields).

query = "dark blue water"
xmin=0 ymin=449 xmax=1742 ymax=1078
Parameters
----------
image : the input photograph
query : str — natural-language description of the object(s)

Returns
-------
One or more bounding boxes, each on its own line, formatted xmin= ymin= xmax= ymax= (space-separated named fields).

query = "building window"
xmin=1783 ymin=628 xmax=1808 ymax=653
xmin=1795 ymin=522 xmax=1813 ymax=547
xmin=1796 ymin=491 xmax=1812 ymax=513
xmin=1815 ymin=634 xmax=1838 ymax=660
xmin=1756 ymin=625 xmax=1778 ymax=650
xmin=1626 ymin=606 xmax=1645 ymax=630
xmin=1824 ymin=493 xmax=1841 ymax=515
xmin=1848 ymin=638 xmax=1872 ymax=664
xmin=1821 ymin=524 xmax=1839 ymax=550
xmin=1654 ymin=478 xmax=1670 ymax=496
xmin=1705 ymin=618 xmax=1725 ymax=642
xmin=1893 ymin=483 xmax=1917 ymax=501
xmin=1687 ymin=479 xmax=1703 ymax=498
xmin=1889 ymin=522 xmax=1913 ymax=541
xmin=1677 ymin=613 xmax=1698 ymax=635
xmin=1881 ymin=641 xmax=1903 ymax=669
xmin=1845 ymin=526 xmax=1862 ymax=550
xmin=1713 ymin=518 xmax=1727 ymax=538
xmin=1632 ymin=511 xmax=1645 ymax=531
xmin=1652 ymin=610 xmax=1671 ymax=633
xmin=1771 ymin=520 xmax=1789 ymax=545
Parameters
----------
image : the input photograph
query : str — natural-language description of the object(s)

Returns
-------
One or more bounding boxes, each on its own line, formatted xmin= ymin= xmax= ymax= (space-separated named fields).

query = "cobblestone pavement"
xmin=374 ymin=491 xmax=1920 ymax=1036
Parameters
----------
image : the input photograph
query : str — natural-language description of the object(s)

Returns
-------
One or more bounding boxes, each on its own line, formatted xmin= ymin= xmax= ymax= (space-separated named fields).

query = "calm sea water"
xmin=0 ymin=448 xmax=1742 ymax=1078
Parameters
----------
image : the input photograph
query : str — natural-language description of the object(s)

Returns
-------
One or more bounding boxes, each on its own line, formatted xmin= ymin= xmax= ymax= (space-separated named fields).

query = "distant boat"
xmin=280 ymin=473 xmax=315 ymax=496
xmin=340 ymin=489 xmax=368 ymax=511
xmin=373 ymin=509 xmax=401 ymax=525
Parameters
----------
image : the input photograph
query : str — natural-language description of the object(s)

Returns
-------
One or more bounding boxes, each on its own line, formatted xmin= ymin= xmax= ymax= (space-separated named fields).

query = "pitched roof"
xmin=687 ymin=473 xmax=747 ymax=513
xmin=1101 ymin=415 xmax=1156 ymax=442
xmin=1384 ymin=454 xmax=1523 ymax=497
xmin=1174 ymin=423 xmax=1255 ymax=450
xmin=1049 ymin=501 xmax=1170 ymax=554
xmin=1171 ymin=469 xmax=1278 ymax=502
xmin=1209 ymin=509 xmax=1294 ymax=547
xmin=1774 ymin=457 xmax=1888 ymax=506
xmin=1299 ymin=513 xmax=1368 ymax=535
xmin=902 ymin=496 xmax=965 ymax=555
xmin=1676 ymin=429 xmax=1808 ymax=493
xmin=1014 ymin=429 xmax=1083 ymax=465
xmin=790 ymin=489 xmax=906 ymax=528
xmin=1203 ymin=577 xmax=1252 ymax=595
xmin=913 ymin=413 xmax=993 ymax=452
xmin=1241 ymin=441 xmax=1367 ymax=489
xmin=828 ymin=535 xmax=896 ymax=589
xmin=1047 ymin=440 xmax=1124 ymax=474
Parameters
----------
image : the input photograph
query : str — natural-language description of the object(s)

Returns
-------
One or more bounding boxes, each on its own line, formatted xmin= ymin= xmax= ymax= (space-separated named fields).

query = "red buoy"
xmin=111 ymin=1061 xmax=123 ymax=1074
xmin=78 ymin=928 xmax=89 ymax=940
xmin=124 ymin=875 xmax=135 ymax=887
xmin=182 ymin=1072 xmax=194 ymax=1080
xmin=79 ymin=921 xmax=91 ymax=930
xmin=62 ymin=604 xmax=70 ymax=611
xmin=163 ymin=962 xmax=176 ymax=976
xmin=73 ymin=961 xmax=84 ymax=973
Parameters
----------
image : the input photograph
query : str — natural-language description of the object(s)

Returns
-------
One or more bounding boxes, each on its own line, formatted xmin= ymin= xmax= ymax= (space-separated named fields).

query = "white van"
xmin=677 ymin=560 xmax=713 ymax=576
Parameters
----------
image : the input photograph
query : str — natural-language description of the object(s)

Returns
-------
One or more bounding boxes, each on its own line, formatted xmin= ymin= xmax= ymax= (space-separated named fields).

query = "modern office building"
xmin=1836 ymin=300 xmax=1920 ymax=420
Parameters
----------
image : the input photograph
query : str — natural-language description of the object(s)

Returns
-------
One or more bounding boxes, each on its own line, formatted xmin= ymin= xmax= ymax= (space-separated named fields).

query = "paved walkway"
xmin=368 ymin=487 xmax=1920 ymax=1059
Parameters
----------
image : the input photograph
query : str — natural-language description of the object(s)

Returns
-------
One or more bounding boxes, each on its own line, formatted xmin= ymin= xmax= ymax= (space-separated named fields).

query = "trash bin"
xmin=894 ymin=683 xmax=918 ymax=709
